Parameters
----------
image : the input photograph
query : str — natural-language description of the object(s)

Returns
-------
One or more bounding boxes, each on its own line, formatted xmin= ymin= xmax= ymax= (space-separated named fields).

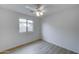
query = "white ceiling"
xmin=0 ymin=4 xmax=78 ymax=17
xmin=0 ymin=4 xmax=38 ymax=17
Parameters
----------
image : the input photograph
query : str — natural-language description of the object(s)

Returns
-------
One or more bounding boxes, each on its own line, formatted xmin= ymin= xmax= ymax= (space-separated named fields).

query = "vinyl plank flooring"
xmin=6 ymin=40 xmax=76 ymax=54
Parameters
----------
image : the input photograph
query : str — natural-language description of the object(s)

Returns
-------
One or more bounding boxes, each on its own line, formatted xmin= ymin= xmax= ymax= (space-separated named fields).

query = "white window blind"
xmin=19 ymin=18 xmax=33 ymax=33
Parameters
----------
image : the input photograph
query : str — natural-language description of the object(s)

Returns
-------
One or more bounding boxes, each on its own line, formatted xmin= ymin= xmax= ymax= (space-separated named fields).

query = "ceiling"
xmin=0 ymin=4 xmax=38 ymax=17
xmin=0 ymin=4 xmax=78 ymax=17
xmin=0 ymin=4 xmax=47 ymax=17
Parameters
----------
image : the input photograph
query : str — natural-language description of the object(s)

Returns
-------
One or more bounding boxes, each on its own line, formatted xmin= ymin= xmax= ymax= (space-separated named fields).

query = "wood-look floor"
xmin=5 ymin=40 xmax=76 ymax=54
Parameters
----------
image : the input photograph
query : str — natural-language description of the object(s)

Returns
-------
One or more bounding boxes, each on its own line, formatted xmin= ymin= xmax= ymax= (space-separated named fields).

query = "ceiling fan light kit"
xmin=36 ymin=11 xmax=44 ymax=17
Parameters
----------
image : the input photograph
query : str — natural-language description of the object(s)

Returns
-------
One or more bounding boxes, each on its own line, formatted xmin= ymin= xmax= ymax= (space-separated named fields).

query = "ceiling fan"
xmin=25 ymin=4 xmax=45 ymax=17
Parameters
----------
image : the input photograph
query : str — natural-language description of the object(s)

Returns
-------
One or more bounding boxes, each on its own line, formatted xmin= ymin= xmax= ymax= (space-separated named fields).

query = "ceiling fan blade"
xmin=39 ymin=6 xmax=44 ymax=10
xmin=25 ymin=6 xmax=36 ymax=12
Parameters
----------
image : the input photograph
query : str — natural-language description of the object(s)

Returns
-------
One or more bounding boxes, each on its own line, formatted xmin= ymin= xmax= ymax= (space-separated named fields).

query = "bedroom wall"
xmin=0 ymin=7 xmax=41 ymax=52
xmin=42 ymin=5 xmax=79 ymax=53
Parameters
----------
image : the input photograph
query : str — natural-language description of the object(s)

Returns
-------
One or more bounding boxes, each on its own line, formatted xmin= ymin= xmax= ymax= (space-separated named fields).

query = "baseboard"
xmin=0 ymin=39 xmax=42 ymax=54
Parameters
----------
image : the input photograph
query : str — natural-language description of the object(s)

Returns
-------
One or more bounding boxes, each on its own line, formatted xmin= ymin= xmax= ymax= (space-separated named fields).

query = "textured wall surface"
xmin=42 ymin=5 xmax=79 ymax=53
xmin=0 ymin=7 xmax=41 ymax=52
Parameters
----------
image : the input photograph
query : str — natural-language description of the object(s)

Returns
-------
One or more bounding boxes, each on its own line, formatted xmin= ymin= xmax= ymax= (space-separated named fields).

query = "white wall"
xmin=42 ymin=5 xmax=79 ymax=53
xmin=0 ymin=7 xmax=41 ymax=52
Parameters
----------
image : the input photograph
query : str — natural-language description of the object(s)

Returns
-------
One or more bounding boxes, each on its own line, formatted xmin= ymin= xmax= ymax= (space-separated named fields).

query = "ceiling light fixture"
xmin=36 ymin=10 xmax=44 ymax=17
xmin=25 ymin=4 xmax=45 ymax=17
xmin=36 ymin=11 xmax=40 ymax=16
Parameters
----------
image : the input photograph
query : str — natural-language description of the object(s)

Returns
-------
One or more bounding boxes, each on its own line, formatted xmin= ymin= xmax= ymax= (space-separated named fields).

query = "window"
xmin=19 ymin=18 xmax=33 ymax=33
xmin=27 ymin=20 xmax=33 ymax=32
